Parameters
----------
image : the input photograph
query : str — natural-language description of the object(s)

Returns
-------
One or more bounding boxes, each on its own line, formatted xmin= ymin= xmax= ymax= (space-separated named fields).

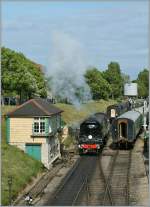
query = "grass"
xmin=1 ymin=106 xmax=45 ymax=205
xmin=1 ymin=105 xmax=16 ymax=116
xmin=1 ymin=143 xmax=45 ymax=205
xmin=56 ymin=99 xmax=116 ymax=125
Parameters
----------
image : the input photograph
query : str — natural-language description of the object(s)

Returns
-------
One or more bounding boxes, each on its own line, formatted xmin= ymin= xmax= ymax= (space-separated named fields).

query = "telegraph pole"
xmin=8 ymin=176 xmax=12 ymax=205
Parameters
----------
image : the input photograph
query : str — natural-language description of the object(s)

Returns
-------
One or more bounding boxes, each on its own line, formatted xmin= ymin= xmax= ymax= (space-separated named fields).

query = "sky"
xmin=2 ymin=0 xmax=149 ymax=80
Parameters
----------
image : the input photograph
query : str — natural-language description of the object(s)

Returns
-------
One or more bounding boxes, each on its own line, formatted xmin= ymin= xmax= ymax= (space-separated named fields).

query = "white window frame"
xmin=33 ymin=117 xmax=46 ymax=134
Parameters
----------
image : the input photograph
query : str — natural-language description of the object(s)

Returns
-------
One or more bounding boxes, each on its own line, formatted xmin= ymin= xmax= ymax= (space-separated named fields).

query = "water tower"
xmin=124 ymin=83 xmax=138 ymax=97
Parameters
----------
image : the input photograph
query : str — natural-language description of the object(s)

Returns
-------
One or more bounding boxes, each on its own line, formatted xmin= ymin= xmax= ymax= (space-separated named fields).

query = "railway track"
xmin=45 ymin=155 xmax=97 ymax=206
xmin=73 ymin=150 xmax=132 ymax=206
xmin=45 ymin=149 xmax=132 ymax=206
xmin=72 ymin=152 xmax=117 ymax=206
xmin=109 ymin=150 xmax=132 ymax=206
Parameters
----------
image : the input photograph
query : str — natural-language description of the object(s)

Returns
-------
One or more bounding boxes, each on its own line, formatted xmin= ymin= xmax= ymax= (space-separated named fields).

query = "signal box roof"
xmin=6 ymin=98 xmax=63 ymax=117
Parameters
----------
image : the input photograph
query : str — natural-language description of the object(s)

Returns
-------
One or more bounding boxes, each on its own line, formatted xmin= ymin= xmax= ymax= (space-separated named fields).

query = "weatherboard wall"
xmin=9 ymin=118 xmax=47 ymax=144
xmin=8 ymin=117 xmax=61 ymax=169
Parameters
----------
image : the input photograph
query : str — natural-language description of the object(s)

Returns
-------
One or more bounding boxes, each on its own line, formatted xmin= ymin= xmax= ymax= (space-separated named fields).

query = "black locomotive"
xmin=107 ymin=102 xmax=130 ymax=123
xmin=78 ymin=112 xmax=109 ymax=154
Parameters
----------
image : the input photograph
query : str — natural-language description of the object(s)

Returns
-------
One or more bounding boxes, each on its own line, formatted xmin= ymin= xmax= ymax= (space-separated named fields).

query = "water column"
xmin=143 ymin=100 xmax=149 ymax=130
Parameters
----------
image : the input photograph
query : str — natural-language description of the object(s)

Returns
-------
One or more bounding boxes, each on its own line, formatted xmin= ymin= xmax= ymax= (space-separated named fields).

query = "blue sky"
xmin=2 ymin=0 xmax=149 ymax=80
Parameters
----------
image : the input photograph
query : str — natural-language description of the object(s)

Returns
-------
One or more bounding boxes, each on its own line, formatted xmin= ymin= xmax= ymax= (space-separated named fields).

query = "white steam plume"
xmin=47 ymin=31 xmax=91 ymax=108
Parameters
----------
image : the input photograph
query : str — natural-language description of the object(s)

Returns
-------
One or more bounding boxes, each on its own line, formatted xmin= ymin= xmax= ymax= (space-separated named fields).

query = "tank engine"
xmin=78 ymin=113 xmax=109 ymax=154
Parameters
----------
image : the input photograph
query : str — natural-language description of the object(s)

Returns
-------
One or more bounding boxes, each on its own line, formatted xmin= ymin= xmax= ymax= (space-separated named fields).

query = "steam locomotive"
xmin=78 ymin=112 xmax=109 ymax=154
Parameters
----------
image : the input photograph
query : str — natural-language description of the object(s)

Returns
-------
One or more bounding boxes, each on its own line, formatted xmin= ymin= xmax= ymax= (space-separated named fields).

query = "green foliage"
xmin=2 ymin=47 xmax=148 ymax=103
xmin=2 ymin=143 xmax=45 ymax=205
xmin=103 ymin=62 xmax=124 ymax=99
xmin=135 ymin=69 xmax=149 ymax=98
xmin=1 ymin=115 xmax=45 ymax=206
xmin=1 ymin=47 xmax=47 ymax=102
xmin=121 ymin=73 xmax=130 ymax=84
xmin=84 ymin=68 xmax=111 ymax=100
xmin=63 ymin=135 xmax=74 ymax=148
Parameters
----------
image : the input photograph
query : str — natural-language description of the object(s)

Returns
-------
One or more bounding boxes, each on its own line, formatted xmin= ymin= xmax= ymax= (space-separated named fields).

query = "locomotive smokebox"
xmin=124 ymin=83 xmax=137 ymax=96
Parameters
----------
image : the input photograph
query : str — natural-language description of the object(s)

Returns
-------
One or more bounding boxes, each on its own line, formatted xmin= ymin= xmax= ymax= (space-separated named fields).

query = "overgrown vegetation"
xmin=63 ymin=135 xmax=75 ymax=148
xmin=1 ymin=143 xmax=45 ymax=205
xmin=1 ymin=108 xmax=45 ymax=206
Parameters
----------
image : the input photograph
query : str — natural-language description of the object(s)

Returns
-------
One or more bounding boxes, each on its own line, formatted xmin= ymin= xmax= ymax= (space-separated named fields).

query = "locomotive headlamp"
xmin=88 ymin=135 xmax=92 ymax=139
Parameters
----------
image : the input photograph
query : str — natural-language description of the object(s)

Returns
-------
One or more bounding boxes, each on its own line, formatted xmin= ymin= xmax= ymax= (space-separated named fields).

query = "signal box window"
xmin=34 ymin=118 xmax=46 ymax=134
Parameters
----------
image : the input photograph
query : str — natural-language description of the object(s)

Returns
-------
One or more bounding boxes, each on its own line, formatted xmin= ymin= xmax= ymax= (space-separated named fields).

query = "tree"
xmin=103 ymin=62 xmax=124 ymax=99
xmin=1 ymin=47 xmax=47 ymax=103
xmin=84 ymin=68 xmax=111 ymax=100
xmin=135 ymin=69 xmax=149 ymax=98
xmin=121 ymin=73 xmax=130 ymax=84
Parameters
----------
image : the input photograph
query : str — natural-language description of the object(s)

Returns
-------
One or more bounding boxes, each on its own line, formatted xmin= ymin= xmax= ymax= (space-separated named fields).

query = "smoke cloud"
xmin=47 ymin=31 xmax=91 ymax=108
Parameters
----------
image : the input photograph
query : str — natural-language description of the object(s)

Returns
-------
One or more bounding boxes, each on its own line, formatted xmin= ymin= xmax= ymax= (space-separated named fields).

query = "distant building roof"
xmin=6 ymin=98 xmax=63 ymax=117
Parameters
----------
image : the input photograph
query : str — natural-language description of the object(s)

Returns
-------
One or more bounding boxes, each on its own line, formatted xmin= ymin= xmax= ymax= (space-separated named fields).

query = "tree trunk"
xmin=19 ymin=90 xmax=22 ymax=104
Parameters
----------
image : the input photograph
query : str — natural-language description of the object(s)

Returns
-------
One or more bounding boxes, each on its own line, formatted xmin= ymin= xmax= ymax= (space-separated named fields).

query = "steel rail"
xmin=98 ymin=156 xmax=114 ymax=205
xmin=85 ymin=177 xmax=90 ymax=205
xmin=126 ymin=150 xmax=132 ymax=205
xmin=75 ymin=151 xmax=119 ymax=206
xmin=102 ymin=150 xmax=119 ymax=206
xmin=71 ymin=177 xmax=88 ymax=206
xmin=53 ymin=156 xmax=81 ymax=198
xmin=47 ymin=156 xmax=97 ymax=206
